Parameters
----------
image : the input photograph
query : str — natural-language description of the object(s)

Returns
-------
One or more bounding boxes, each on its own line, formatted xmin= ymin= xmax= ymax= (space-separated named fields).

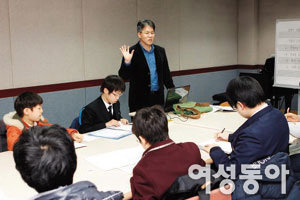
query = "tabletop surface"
xmin=0 ymin=111 xmax=294 ymax=200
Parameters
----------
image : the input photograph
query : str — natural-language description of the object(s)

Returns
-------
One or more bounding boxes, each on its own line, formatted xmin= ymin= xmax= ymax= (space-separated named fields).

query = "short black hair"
xmin=13 ymin=125 xmax=77 ymax=193
xmin=132 ymin=105 xmax=169 ymax=145
xmin=100 ymin=75 xmax=125 ymax=93
xmin=137 ymin=19 xmax=155 ymax=33
xmin=14 ymin=92 xmax=43 ymax=117
xmin=226 ymin=76 xmax=266 ymax=108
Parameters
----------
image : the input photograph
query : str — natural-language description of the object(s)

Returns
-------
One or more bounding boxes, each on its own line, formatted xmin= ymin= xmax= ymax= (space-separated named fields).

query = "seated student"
xmin=124 ymin=105 xmax=205 ymax=200
xmin=79 ymin=75 xmax=128 ymax=133
xmin=13 ymin=125 xmax=123 ymax=200
xmin=203 ymin=76 xmax=289 ymax=175
xmin=3 ymin=91 xmax=82 ymax=151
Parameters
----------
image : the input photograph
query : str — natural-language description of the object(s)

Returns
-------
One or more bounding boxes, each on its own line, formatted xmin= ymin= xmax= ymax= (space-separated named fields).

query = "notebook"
xmin=164 ymin=85 xmax=191 ymax=112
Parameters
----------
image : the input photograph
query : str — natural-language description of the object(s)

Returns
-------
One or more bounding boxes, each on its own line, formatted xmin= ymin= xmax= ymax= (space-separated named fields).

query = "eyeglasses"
xmin=141 ymin=32 xmax=155 ymax=36
xmin=111 ymin=92 xmax=123 ymax=98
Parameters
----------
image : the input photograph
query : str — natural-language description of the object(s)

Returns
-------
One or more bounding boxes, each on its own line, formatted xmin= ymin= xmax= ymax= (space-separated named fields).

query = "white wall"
xmin=238 ymin=0 xmax=258 ymax=65
xmin=258 ymin=0 xmax=300 ymax=64
xmin=0 ymin=0 xmax=238 ymax=90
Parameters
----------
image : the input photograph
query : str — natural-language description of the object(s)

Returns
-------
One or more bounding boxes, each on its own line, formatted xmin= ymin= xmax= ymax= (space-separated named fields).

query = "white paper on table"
xmin=83 ymin=134 xmax=99 ymax=142
xmin=288 ymin=122 xmax=300 ymax=138
xmin=175 ymin=88 xmax=188 ymax=97
xmin=198 ymin=139 xmax=232 ymax=154
xmin=88 ymin=127 xmax=132 ymax=139
xmin=74 ymin=142 xmax=87 ymax=149
xmin=86 ymin=146 xmax=144 ymax=171
xmin=119 ymin=164 xmax=135 ymax=174
xmin=210 ymin=105 xmax=234 ymax=112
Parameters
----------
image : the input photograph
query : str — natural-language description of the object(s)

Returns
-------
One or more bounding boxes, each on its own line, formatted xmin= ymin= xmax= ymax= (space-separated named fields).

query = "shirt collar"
xmin=142 ymin=138 xmax=174 ymax=156
xmin=139 ymin=42 xmax=155 ymax=53
xmin=250 ymin=102 xmax=268 ymax=117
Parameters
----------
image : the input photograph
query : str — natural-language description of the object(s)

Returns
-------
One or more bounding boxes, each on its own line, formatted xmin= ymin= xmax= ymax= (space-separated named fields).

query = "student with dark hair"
xmin=123 ymin=105 xmax=205 ymax=200
xmin=203 ymin=76 xmax=289 ymax=175
xmin=119 ymin=19 xmax=174 ymax=112
xmin=79 ymin=75 xmax=128 ymax=133
xmin=3 ymin=92 xmax=82 ymax=151
xmin=13 ymin=125 xmax=123 ymax=199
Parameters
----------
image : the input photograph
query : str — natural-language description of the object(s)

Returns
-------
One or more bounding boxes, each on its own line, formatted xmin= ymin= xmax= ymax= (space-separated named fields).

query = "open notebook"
xmin=198 ymin=139 xmax=232 ymax=154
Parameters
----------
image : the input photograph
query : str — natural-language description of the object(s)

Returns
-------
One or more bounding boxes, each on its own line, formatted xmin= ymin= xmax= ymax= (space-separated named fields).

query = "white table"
xmin=1 ymin=111 xmax=293 ymax=200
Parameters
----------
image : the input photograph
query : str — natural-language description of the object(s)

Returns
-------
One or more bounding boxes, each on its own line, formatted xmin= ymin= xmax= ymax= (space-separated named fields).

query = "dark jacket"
xmin=0 ymin=120 xmax=7 ymax=152
xmin=232 ymin=152 xmax=300 ymax=199
xmin=210 ymin=105 xmax=289 ymax=175
xmin=79 ymin=97 xmax=121 ymax=133
xmin=119 ymin=42 xmax=174 ymax=112
xmin=130 ymin=139 xmax=205 ymax=200
xmin=30 ymin=181 xmax=123 ymax=200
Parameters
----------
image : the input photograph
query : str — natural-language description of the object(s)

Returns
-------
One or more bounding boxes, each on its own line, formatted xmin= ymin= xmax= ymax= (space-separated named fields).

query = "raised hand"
xmin=120 ymin=45 xmax=135 ymax=63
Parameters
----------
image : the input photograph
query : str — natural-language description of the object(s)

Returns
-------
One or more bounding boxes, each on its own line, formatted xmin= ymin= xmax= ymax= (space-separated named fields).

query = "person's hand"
xmin=215 ymin=131 xmax=229 ymax=141
xmin=205 ymin=158 xmax=214 ymax=164
xmin=203 ymin=144 xmax=217 ymax=153
xmin=120 ymin=45 xmax=135 ymax=63
xmin=120 ymin=118 xmax=129 ymax=125
xmin=122 ymin=191 xmax=132 ymax=200
xmin=72 ymin=132 xmax=83 ymax=143
xmin=106 ymin=119 xmax=120 ymax=127
xmin=285 ymin=108 xmax=300 ymax=122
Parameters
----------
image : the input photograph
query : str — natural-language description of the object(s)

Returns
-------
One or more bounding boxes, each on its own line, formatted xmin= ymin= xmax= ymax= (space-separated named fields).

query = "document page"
xmin=288 ymin=122 xmax=300 ymax=138
xmin=88 ymin=127 xmax=132 ymax=139
xmin=86 ymin=146 xmax=144 ymax=171
xmin=198 ymin=139 xmax=232 ymax=154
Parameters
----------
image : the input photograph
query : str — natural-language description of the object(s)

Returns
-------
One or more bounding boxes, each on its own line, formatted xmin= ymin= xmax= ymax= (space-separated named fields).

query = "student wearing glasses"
xmin=118 ymin=19 xmax=174 ymax=112
xmin=203 ymin=76 xmax=289 ymax=175
xmin=79 ymin=75 xmax=128 ymax=133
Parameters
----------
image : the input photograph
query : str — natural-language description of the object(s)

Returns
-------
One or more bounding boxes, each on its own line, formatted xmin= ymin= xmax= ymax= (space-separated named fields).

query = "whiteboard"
xmin=275 ymin=19 xmax=300 ymax=89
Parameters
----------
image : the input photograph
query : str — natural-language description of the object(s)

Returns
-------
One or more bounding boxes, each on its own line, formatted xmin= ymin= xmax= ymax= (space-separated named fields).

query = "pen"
xmin=221 ymin=128 xmax=225 ymax=133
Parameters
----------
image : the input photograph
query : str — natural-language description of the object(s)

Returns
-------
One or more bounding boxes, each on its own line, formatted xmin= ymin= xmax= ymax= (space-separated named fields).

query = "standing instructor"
xmin=118 ymin=19 xmax=174 ymax=112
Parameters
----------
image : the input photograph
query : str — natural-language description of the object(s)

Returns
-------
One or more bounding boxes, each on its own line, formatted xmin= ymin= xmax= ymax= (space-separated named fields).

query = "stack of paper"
xmin=88 ymin=125 xmax=132 ymax=139
xmin=210 ymin=105 xmax=234 ymax=112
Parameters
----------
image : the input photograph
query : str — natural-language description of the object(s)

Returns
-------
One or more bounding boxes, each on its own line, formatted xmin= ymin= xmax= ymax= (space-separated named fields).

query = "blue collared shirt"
xmin=139 ymin=42 xmax=159 ymax=91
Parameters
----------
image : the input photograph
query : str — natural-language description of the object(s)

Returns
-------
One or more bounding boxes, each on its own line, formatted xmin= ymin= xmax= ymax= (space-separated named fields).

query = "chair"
xmin=0 ymin=120 xmax=8 ymax=152
xmin=185 ymin=188 xmax=231 ymax=200
xmin=70 ymin=117 xmax=80 ymax=130
xmin=69 ymin=108 xmax=84 ymax=131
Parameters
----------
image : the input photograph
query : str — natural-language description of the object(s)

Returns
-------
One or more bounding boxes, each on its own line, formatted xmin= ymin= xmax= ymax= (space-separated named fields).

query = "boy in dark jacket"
xmin=13 ymin=125 xmax=123 ymax=200
xmin=79 ymin=75 xmax=128 ymax=133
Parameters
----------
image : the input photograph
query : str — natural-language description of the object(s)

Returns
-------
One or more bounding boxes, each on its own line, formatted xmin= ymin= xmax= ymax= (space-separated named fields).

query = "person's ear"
xmin=103 ymin=88 xmax=109 ymax=95
xmin=236 ymin=101 xmax=245 ymax=110
xmin=138 ymin=136 xmax=150 ymax=148
xmin=137 ymin=32 xmax=142 ymax=39
xmin=139 ymin=136 xmax=146 ymax=145
xmin=23 ymin=108 xmax=31 ymax=116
